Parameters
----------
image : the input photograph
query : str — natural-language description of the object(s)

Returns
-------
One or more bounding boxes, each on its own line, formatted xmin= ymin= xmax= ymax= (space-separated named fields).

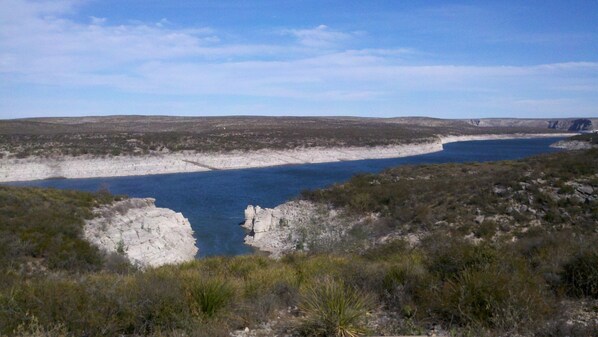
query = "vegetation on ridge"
xmin=570 ymin=133 xmax=598 ymax=145
xmin=0 ymin=186 xmax=120 ymax=273
xmin=0 ymin=116 xmax=564 ymax=158
xmin=301 ymin=148 xmax=598 ymax=247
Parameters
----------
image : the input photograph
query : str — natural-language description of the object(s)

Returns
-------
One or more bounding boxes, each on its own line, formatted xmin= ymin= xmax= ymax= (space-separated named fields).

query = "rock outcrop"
xmin=551 ymin=140 xmax=597 ymax=150
xmin=466 ymin=118 xmax=596 ymax=131
xmin=242 ymin=201 xmax=333 ymax=258
xmin=242 ymin=203 xmax=305 ymax=257
xmin=84 ymin=198 xmax=198 ymax=268
xmin=242 ymin=201 xmax=367 ymax=258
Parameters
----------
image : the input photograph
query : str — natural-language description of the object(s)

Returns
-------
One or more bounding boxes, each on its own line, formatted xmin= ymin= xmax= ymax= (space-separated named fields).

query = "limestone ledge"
xmin=0 ymin=133 xmax=570 ymax=182
xmin=84 ymin=198 xmax=198 ymax=268
xmin=242 ymin=201 xmax=321 ymax=258
xmin=242 ymin=201 xmax=369 ymax=258
xmin=550 ymin=140 xmax=597 ymax=150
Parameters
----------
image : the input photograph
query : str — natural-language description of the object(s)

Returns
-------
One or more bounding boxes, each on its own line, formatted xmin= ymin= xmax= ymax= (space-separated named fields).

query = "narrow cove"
xmin=9 ymin=137 xmax=564 ymax=257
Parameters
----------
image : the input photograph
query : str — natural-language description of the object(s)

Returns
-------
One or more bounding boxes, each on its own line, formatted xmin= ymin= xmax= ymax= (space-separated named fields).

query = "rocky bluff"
xmin=84 ymin=198 xmax=198 ymax=268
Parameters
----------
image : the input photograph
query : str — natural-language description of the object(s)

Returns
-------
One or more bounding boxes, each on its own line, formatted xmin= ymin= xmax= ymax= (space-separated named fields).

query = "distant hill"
xmin=0 ymin=115 xmax=593 ymax=134
xmin=465 ymin=118 xmax=597 ymax=131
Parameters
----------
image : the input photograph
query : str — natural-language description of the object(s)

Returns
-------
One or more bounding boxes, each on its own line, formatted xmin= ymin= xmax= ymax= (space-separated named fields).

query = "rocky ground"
xmin=242 ymin=149 xmax=598 ymax=257
xmin=551 ymin=140 xmax=598 ymax=150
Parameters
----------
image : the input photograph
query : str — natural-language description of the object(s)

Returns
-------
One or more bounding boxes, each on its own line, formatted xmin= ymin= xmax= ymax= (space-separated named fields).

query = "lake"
xmin=10 ymin=137 xmax=564 ymax=257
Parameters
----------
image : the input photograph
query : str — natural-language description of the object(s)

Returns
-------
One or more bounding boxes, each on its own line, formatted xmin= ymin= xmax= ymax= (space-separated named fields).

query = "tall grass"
xmin=298 ymin=278 xmax=373 ymax=337
xmin=187 ymin=278 xmax=234 ymax=318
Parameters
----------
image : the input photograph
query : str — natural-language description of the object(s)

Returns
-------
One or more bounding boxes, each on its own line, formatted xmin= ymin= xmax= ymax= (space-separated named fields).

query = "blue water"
xmin=8 ymin=138 xmax=564 ymax=257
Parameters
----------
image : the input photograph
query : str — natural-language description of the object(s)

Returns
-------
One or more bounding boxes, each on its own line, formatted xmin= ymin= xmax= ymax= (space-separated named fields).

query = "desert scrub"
xmin=560 ymin=252 xmax=598 ymax=298
xmin=0 ymin=186 xmax=119 ymax=272
xmin=570 ymin=133 xmax=598 ymax=145
xmin=0 ymin=117 xmax=445 ymax=157
xmin=1 ymin=116 xmax=556 ymax=158
xmin=298 ymin=278 xmax=374 ymax=337
xmin=187 ymin=278 xmax=235 ymax=318
xmin=437 ymin=264 xmax=553 ymax=331
xmin=302 ymin=149 xmax=597 ymax=243
xmin=425 ymin=238 xmax=498 ymax=281
xmin=4 ymin=314 xmax=68 ymax=337
xmin=0 ymin=238 xmax=596 ymax=336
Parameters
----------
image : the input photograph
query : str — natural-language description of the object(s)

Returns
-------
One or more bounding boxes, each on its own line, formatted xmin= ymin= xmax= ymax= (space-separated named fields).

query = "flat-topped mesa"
xmin=84 ymin=198 xmax=198 ymax=268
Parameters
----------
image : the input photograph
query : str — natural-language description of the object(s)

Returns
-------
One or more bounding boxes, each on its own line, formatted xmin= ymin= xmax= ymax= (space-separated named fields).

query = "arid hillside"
xmin=0 ymin=116 xmax=573 ymax=158
xmin=1 ymin=149 xmax=596 ymax=337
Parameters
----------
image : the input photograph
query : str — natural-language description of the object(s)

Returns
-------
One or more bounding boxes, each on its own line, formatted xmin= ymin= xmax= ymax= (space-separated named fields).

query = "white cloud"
xmin=90 ymin=16 xmax=106 ymax=25
xmin=283 ymin=25 xmax=353 ymax=48
xmin=0 ymin=0 xmax=597 ymax=118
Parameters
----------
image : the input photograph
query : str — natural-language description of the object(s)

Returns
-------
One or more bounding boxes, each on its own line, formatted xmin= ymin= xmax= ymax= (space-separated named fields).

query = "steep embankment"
xmin=466 ymin=118 xmax=597 ymax=132
xmin=0 ymin=133 xmax=569 ymax=182
xmin=84 ymin=198 xmax=198 ymax=268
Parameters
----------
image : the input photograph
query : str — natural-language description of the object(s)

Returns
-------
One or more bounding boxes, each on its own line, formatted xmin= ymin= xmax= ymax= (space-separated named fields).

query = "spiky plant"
xmin=298 ymin=278 xmax=373 ymax=337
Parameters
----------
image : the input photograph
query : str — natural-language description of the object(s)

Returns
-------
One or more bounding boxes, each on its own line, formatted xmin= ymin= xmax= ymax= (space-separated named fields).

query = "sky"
xmin=1 ymin=0 xmax=597 ymax=119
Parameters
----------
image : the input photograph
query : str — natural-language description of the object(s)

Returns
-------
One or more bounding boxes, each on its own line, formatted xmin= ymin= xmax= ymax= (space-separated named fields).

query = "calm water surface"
xmin=9 ymin=138 xmax=564 ymax=257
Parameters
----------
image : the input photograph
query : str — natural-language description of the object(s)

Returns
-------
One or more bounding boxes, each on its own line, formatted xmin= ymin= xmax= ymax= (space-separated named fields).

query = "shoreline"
xmin=0 ymin=133 xmax=571 ymax=183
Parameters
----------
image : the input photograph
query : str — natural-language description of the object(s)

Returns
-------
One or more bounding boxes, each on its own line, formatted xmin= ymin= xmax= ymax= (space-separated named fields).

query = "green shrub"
xmin=475 ymin=221 xmax=497 ymax=239
xmin=382 ymin=254 xmax=433 ymax=317
xmin=560 ymin=252 xmax=598 ymax=298
xmin=187 ymin=278 xmax=235 ymax=318
xmin=438 ymin=265 xmax=552 ymax=331
xmin=298 ymin=278 xmax=373 ymax=337
xmin=0 ymin=186 xmax=118 ymax=272
xmin=425 ymin=238 xmax=497 ymax=281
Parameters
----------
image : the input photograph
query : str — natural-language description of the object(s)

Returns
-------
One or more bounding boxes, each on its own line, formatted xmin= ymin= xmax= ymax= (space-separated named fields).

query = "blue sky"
xmin=1 ymin=0 xmax=597 ymax=119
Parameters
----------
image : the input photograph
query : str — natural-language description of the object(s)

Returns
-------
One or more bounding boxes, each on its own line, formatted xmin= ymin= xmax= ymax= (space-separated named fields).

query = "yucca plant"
xmin=298 ymin=278 xmax=373 ymax=337
xmin=188 ymin=278 xmax=234 ymax=318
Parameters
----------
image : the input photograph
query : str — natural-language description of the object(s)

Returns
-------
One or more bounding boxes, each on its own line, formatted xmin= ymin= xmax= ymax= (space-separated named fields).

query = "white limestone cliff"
xmin=242 ymin=201 xmax=357 ymax=258
xmin=84 ymin=198 xmax=198 ymax=268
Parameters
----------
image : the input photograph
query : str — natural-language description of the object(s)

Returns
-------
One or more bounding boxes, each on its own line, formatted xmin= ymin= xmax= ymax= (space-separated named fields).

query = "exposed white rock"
xmin=243 ymin=202 xmax=314 ymax=257
xmin=242 ymin=201 xmax=361 ymax=258
xmin=242 ymin=205 xmax=256 ymax=229
xmin=84 ymin=198 xmax=198 ymax=268
xmin=439 ymin=133 xmax=573 ymax=144
xmin=551 ymin=140 xmax=597 ymax=150
xmin=0 ymin=133 xmax=571 ymax=182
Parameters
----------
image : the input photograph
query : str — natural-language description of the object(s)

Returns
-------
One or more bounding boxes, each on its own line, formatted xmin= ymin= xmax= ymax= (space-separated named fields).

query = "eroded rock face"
xmin=84 ymin=198 xmax=198 ymax=268
xmin=551 ymin=140 xmax=597 ymax=150
xmin=242 ymin=201 xmax=362 ymax=258
xmin=243 ymin=201 xmax=321 ymax=257
xmin=243 ymin=205 xmax=283 ymax=240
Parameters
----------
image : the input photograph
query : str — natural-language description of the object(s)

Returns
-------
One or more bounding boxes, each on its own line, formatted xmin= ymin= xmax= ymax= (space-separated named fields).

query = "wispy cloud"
xmin=283 ymin=25 xmax=354 ymax=48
